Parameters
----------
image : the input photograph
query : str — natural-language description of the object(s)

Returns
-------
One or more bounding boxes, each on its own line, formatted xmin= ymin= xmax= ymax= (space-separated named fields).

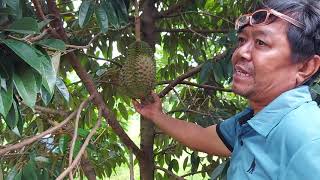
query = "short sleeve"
xmin=281 ymin=139 xmax=320 ymax=180
xmin=216 ymin=117 xmax=238 ymax=152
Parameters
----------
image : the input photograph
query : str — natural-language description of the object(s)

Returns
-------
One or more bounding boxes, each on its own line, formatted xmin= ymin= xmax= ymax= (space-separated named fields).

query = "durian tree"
xmin=2 ymin=0 xmax=319 ymax=179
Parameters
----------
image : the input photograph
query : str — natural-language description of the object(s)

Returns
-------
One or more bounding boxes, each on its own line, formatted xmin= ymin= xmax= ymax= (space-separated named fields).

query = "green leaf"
xmin=102 ymin=0 xmax=118 ymax=28
xmin=16 ymin=106 xmax=24 ymax=135
xmin=5 ymin=166 xmax=21 ymax=180
xmin=0 ymin=7 xmax=16 ymax=16
xmin=111 ymin=0 xmax=128 ymax=25
xmin=56 ymin=77 xmax=69 ymax=102
xmin=4 ymin=97 xmax=20 ymax=129
xmin=118 ymin=103 xmax=128 ymax=120
xmin=78 ymin=128 xmax=90 ymax=138
xmin=0 ymin=77 xmax=13 ymax=117
xmin=95 ymin=4 xmax=108 ymax=33
xmin=0 ymin=165 xmax=3 ymax=180
xmin=311 ymin=83 xmax=320 ymax=95
xmin=36 ymin=118 xmax=44 ymax=133
xmin=211 ymin=160 xmax=229 ymax=180
xmin=1 ymin=39 xmax=42 ymax=75
xmin=59 ymin=135 xmax=70 ymax=155
xmin=212 ymin=62 xmax=225 ymax=83
xmin=37 ymin=169 xmax=49 ymax=180
xmin=51 ymin=52 xmax=61 ymax=73
xmin=171 ymin=159 xmax=179 ymax=173
xmin=40 ymin=86 xmax=52 ymax=106
xmin=73 ymin=140 xmax=82 ymax=158
xmin=38 ymin=19 xmax=52 ymax=30
xmin=0 ymin=77 xmax=6 ymax=90
xmin=79 ymin=0 xmax=95 ymax=28
xmin=22 ymin=160 xmax=37 ymax=180
xmin=165 ymin=154 xmax=171 ymax=165
xmin=158 ymin=155 xmax=164 ymax=167
xmin=34 ymin=72 xmax=42 ymax=93
xmin=36 ymin=38 xmax=66 ymax=51
xmin=183 ymin=157 xmax=189 ymax=170
xmin=191 ymin=152 xmax=200 ymax=173
xmin=6 ymin=0 xmax=21 ymax=18
xmin=199 ymin=61 xmax=213 ymax=84
xmin=13 ymin=66 xmax=37 ymax=109
xmin=5 ymin=17 xmax=40 ymax=34
xmin=41 ymin=52 xmax=56 ymax=97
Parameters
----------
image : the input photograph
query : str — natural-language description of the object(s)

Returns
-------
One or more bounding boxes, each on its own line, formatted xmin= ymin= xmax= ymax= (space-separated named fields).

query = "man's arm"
xmin=133 ymin=93 xmax=231 ymax=156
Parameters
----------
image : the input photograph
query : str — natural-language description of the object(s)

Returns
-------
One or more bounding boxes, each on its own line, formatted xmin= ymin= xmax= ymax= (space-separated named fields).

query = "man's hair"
xmin=256 ymin=0 xmax=320 ymax=84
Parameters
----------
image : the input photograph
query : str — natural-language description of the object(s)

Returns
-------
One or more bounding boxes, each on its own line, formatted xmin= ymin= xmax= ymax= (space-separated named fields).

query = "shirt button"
xmin=240 ymin=140 xmax=244 ymax=146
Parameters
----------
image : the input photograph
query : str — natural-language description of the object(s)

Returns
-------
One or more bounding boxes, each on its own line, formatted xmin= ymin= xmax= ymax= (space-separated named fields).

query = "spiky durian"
xmin=119 ymin=41 xmax=156 ymax=99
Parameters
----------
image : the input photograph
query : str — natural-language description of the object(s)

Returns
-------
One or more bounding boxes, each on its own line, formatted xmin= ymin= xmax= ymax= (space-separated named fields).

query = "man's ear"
xmin=296 ymin=55 xmax=320 ymax=85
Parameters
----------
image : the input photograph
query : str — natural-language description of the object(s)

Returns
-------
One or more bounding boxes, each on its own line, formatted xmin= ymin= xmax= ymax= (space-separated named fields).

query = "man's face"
xmin=231 ymin=20 xmax=299 ymax=103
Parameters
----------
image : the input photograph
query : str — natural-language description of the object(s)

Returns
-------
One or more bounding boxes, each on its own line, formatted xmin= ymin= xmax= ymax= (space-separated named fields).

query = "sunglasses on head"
xmin=235 ymin=8 xmax=305 ymax=31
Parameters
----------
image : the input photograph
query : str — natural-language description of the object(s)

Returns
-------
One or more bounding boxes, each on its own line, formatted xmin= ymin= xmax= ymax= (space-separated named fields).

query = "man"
xmin=133 ymin=0 xmax=320 ymax=179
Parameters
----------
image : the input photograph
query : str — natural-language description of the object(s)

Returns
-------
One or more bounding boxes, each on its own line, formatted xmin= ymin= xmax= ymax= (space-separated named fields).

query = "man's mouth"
xmin=234 ymin=65 xmax=252 ymax=77
xmin=235 ymin=69 xmax=250 ymax=77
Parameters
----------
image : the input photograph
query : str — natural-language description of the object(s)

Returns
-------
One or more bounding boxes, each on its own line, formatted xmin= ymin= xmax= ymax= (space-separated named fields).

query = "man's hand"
xmin=132 ymin=92 xmax=163 ymax=120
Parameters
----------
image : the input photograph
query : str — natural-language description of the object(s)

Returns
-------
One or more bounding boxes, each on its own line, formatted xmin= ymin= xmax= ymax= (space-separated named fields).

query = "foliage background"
xmin=1 ymin=0 xmax=319 ymax=179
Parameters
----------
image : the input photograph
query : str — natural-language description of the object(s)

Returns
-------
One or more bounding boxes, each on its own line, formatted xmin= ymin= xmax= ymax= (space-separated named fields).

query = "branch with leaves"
xmin=45 ymin=0 xmax=144 ymax=161
xmin=156 ymin=28 xmax=230 ymax=34
xmin=57 ymin=108 xmax=103 ymax=180
xmin=157 ymin=80 xmax=232 ymax=92
xmin=0 ymin=96 xmax=94 ymax=156
xmin=159 ymin=51 xmax=228 ymax=98
xmin=68 ymin=99 xmax=91 ymax=179
xmin=156 ymin=0 xmax=194 ymax=18
xmin=155 ymin=166 xmax=185 ymax=180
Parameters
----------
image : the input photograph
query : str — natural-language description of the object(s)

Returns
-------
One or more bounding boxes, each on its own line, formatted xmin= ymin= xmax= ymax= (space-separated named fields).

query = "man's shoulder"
xmin=283 ymin=100 xmax=320 ymax=130
xmin=273 ymin=101 xmax=320 ymax=148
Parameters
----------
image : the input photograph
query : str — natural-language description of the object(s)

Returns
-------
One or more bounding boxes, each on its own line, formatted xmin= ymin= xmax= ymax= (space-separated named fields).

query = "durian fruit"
xmin=119 ymin=41 xmax=156 ymax=99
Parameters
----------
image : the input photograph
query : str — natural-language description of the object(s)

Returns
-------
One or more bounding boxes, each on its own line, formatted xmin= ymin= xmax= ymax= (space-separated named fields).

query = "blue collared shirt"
xmin=217 ymin=86 xmax=320 ymax=180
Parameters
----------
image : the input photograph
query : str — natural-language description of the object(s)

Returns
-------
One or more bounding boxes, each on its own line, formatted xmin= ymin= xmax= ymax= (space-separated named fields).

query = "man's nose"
xmin=237 ymin=42 xmax=252 ymax=61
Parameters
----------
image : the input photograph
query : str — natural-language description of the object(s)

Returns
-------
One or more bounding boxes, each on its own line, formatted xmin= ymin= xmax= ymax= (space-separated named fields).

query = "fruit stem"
xmin=135 ymin=0 xmax=141 ymax=42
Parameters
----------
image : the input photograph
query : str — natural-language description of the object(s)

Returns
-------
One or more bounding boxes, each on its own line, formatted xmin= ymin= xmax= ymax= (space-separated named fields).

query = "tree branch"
xmin=31 ymin=0 xmax=46 ymax=20
xmin=156 ymin=28 xmax=230 ymax=34
xmin=83 ymin=53 xmax=123 ymax=67
xmin=157 ymin=80 xmax=232 ymax=92
xmin=0 ymin=97 xmax=93 ymax=156
xmin=46 ymin=0 xmax=143 ymax=160
xmin=57 ymin=108 xmax=103 ymax=180
xmin=180 ymin=13 xmax=207 ymax=39
xmin=167 ymin=109 xmax=212 ymax=117
xmin=158 ymin=51 xmax=228 ymax=98
xmin=181 ymin=169 xmax=208 ymax=178
xmin=154 ymin=143 xmax=178 ymax=157
xmin=155 ymin=166 xmax=185 ymax=180
xmin=65 ymin=32 xmax=102 ymax=49
xmin=158 ymin=66 xmax=202 ymax=98
xmin=69 ymin=99 xmax=89 ymax=179
xmin=157 ymin=10 xmax=235 ymax=25
xmin=27 ymin=29 xmax=49 ymax=42
xmin=34 ymin=105 xmax=69 ymax=117
xmin=156 ymin=0 xmax=193 ymax=18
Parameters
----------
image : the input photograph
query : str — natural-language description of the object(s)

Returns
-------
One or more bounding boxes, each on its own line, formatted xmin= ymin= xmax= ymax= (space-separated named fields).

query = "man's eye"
xmin=256 ymin=39 xmax=267 ymax=46
xmin=237 ymin=37 xmax=246 ymax=45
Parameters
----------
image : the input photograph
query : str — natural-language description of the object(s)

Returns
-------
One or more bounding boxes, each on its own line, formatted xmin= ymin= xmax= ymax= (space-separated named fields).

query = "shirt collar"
xmin=247 ymin=85 xmax=312 ymax=137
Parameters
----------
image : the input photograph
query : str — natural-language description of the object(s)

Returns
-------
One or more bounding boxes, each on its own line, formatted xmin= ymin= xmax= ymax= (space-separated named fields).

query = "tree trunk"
xmin=139 ymin=0 xmax=158 ymax=179
xmin=139 ymin=118 xmax=155 ymax=180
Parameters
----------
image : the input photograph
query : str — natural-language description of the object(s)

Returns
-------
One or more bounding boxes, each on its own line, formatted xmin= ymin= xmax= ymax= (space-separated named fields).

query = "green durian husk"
xmin=119 ymin=41 xmax=156 ymax=99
